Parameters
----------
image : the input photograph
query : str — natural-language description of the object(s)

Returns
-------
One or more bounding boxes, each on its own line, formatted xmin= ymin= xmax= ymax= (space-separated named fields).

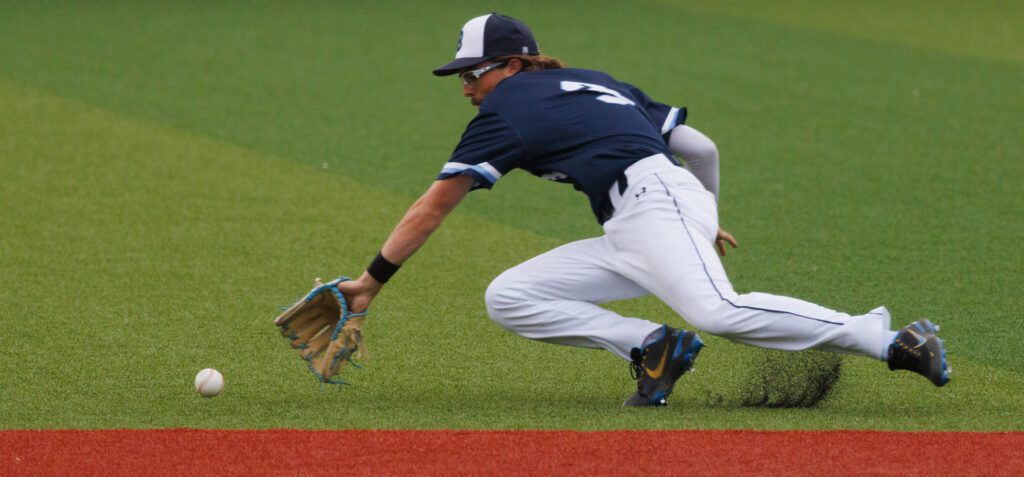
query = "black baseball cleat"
xmin=624 ymin=325 xmax=704 ymax=407
xmin=888 ymin=319 xmax=951 ymax=387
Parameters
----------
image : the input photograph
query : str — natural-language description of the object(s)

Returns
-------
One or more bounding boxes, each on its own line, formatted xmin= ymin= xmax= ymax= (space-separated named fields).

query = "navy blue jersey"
xmin=437 ymin=68 xmax=687 ymax=223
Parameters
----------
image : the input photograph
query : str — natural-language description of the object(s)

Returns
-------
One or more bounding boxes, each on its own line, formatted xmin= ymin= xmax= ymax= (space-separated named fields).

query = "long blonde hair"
xmin=497 ymin=54 xmax=567 ymax=72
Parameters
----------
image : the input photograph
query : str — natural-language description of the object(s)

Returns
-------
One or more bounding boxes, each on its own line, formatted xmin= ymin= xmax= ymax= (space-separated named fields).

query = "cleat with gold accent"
xmin=624 ymin=325 xmax=703 ymax=407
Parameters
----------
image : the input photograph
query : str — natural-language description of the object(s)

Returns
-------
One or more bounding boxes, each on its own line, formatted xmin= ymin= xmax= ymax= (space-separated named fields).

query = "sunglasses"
xmin=458 ymin=62 xmax=507 ymax=86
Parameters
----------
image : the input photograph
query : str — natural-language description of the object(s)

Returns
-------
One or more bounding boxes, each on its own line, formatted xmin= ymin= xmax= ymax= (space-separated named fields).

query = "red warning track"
xmin=2 ymin=429 xmax=1022 ymax=476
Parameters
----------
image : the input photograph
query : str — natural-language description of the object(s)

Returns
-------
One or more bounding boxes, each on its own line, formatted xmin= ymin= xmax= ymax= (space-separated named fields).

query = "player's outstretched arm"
xmin=336 ymin=175 xmax=476 ymax=311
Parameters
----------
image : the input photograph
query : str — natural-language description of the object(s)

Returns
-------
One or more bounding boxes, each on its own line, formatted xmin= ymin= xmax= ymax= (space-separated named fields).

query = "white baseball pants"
xmin=485 ymin=154 xmax=895 ymax=361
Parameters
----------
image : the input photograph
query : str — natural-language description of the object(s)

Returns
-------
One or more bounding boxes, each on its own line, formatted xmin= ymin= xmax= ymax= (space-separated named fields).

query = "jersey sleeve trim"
xmin=661 ymin=107 xmax=686 ymax=134
xmin=439 ymin=161 xmax=504 ymax=188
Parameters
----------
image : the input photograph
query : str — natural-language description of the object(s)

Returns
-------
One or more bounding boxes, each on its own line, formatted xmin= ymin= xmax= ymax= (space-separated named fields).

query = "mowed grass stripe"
xmin=3 ymin=81 xmax=1023 ymax=430
xmin=659 ymin=0 xmax=1024 ymax=63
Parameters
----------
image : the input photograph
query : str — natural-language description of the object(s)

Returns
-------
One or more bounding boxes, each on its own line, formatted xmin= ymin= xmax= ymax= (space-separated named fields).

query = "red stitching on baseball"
xmin=198 ymin=370 xmax=214 ymax=392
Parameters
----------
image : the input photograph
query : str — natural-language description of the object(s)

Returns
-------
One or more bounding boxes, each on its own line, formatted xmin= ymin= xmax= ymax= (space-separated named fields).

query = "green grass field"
xmin=2 ymin=1 xmax=1022 ymax=430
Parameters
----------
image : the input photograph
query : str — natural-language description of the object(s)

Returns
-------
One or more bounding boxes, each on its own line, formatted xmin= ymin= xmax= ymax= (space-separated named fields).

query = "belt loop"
xmin=617 ymin=175 xmax=628 ymax=195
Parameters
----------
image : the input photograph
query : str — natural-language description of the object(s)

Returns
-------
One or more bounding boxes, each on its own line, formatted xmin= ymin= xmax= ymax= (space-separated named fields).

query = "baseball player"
xmin=335 ymin=13 xmax=951 ymax=406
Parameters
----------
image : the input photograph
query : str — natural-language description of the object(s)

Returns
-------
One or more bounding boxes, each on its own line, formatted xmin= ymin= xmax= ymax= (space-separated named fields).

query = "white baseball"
xmin=194 ymin=368 xmax=224 ymax=398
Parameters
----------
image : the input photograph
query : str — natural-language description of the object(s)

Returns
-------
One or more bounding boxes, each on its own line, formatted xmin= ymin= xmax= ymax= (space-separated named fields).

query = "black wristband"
xmin=366 ymin=251 xmax=400 ymax=283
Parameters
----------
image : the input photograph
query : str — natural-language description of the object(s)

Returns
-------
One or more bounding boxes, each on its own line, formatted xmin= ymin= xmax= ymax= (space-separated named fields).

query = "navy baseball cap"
xmin=433 ymin=13 xmax=540 ymax=76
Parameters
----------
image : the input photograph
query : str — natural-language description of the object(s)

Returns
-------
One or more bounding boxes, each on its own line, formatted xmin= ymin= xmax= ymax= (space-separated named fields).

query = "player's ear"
xmin=506 ymin=58 xmax=523 ymax=74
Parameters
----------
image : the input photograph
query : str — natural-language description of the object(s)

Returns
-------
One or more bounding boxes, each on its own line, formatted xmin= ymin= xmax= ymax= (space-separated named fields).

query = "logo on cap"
xmin=456 ymin=30 xmax=464 ymax=53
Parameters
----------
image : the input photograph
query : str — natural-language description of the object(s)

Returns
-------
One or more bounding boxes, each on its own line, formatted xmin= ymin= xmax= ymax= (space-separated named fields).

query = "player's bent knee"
xmin=484 ymin=270 xmax=547 ymax=339
xmin=484 ymin=270 xmax=525 ymax=319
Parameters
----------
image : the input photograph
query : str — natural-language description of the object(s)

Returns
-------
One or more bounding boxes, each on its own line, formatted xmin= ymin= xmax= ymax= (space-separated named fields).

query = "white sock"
xmin=880 ymin=330 xmax=899 ymax=360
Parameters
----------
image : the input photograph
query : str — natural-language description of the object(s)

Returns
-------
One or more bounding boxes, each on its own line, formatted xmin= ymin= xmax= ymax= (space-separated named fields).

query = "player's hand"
xmin=716 ymin=228 xmax=738 ymax=257
xmin=335 ymin=273 xmax=383 ymax=313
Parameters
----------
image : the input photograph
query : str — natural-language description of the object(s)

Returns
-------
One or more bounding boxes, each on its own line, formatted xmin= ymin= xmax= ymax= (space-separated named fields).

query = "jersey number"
xmin=560 ymin=81 xmax=636 ymax=106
